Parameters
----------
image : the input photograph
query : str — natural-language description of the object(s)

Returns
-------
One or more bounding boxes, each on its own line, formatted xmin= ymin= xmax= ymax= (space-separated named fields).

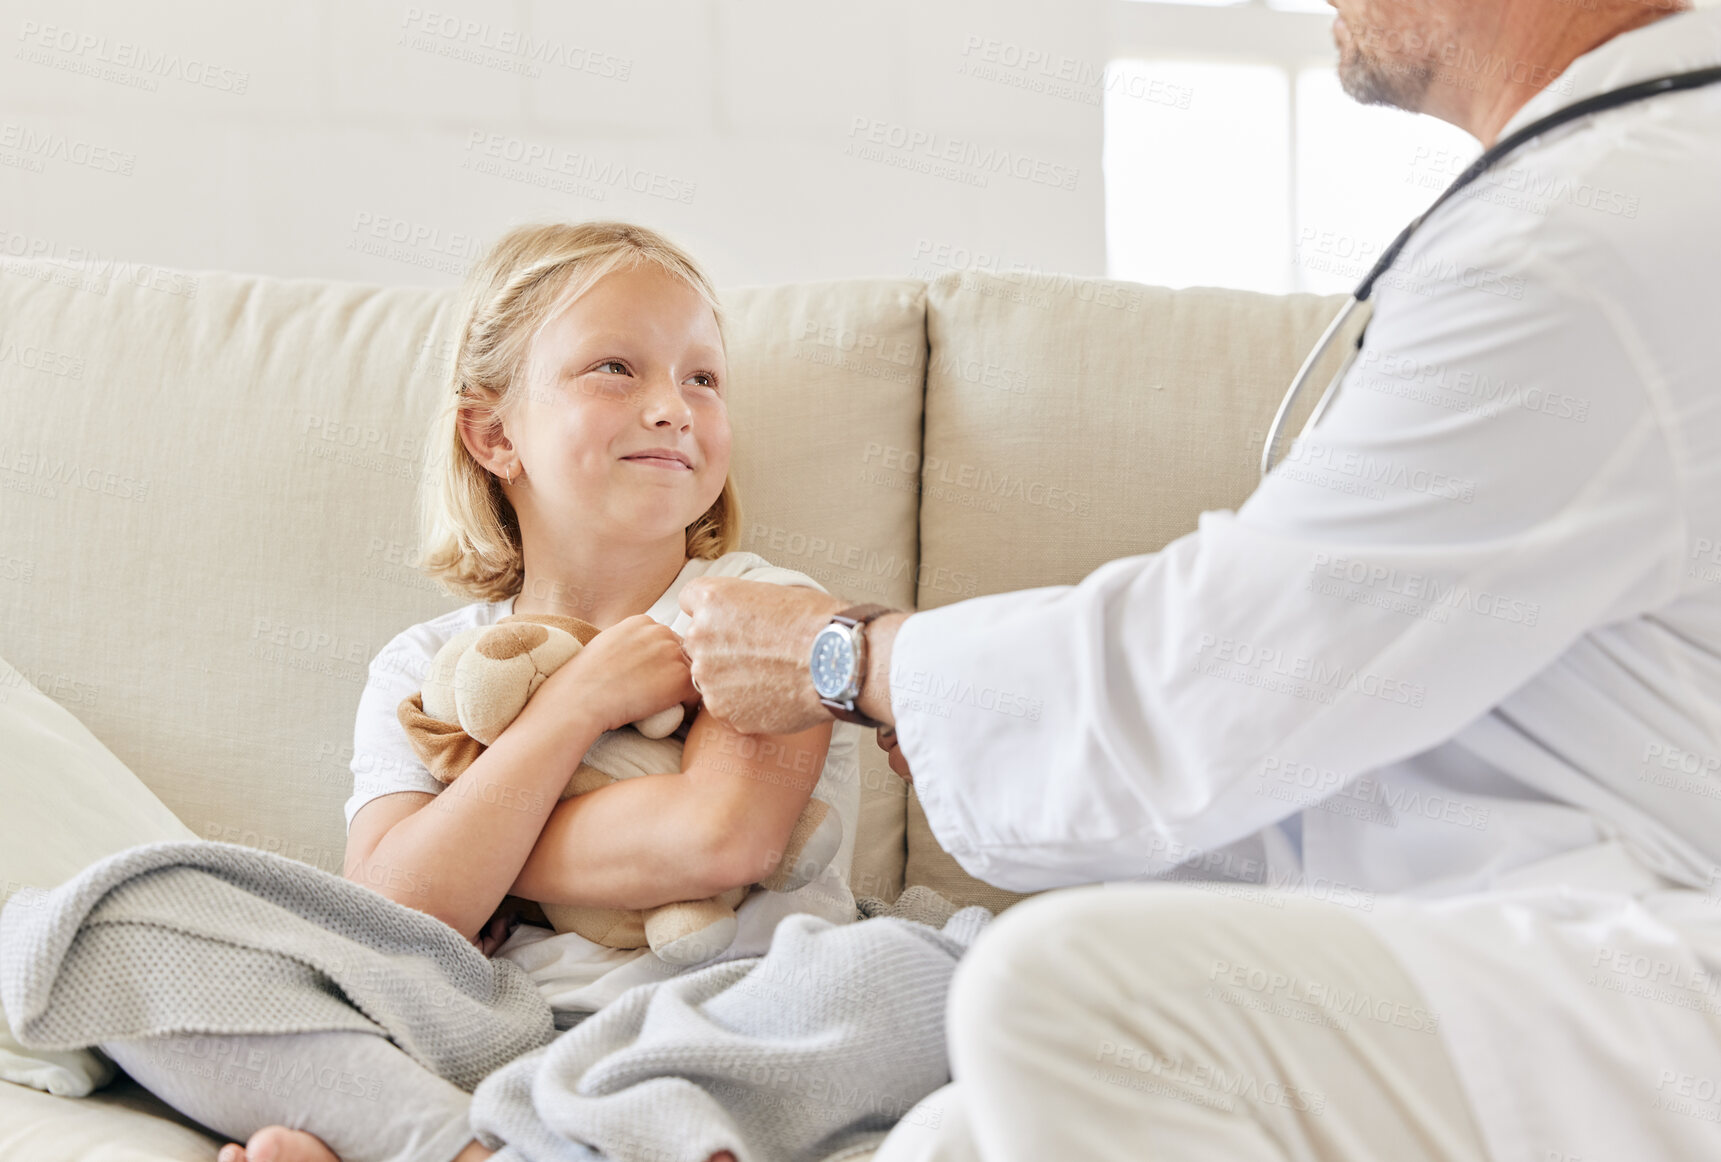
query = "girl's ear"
xmin=456 ymin=403 xmax=514 ymax=477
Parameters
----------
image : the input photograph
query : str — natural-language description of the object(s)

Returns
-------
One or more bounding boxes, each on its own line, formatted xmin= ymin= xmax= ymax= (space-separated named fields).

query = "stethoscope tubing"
xmin=1260 ymin=64 xmax=1721 ymax=481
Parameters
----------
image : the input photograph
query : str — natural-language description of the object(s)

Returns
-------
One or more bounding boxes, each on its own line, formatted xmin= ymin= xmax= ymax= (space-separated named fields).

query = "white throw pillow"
xmin=0 ymin=653 xmax=196 ymax=1095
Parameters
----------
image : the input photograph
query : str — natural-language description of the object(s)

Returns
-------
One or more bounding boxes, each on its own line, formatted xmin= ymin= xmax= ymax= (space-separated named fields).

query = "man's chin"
xmin=1336 ymin=57 xmax=1379 ymax=104
xmin=1337 ymin=54 xmax=1425 ymax=112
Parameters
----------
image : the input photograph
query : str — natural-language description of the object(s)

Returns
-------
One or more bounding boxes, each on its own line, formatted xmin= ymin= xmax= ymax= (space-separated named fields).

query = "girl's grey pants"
xmin=100 ymin=1028 xmax=476 ymax=1162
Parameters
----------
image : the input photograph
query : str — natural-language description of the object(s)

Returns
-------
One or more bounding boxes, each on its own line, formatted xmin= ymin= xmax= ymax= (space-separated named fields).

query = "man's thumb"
xmin=678 ymin=577 xmax=710 ymax=614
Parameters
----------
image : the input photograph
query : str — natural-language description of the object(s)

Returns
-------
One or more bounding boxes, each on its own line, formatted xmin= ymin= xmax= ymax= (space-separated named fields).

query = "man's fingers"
xmin=891 ymin=749 xmax=913 ymax=783
xmin=679 ymin=575 xmax=739 ymax=616
xmin=875 ymin=728 xmax=910 ymax=780
xmin=686 ymin=661 xmax=718 ymax=713
xmin=678 ymin=577 xmax=712 ymax=616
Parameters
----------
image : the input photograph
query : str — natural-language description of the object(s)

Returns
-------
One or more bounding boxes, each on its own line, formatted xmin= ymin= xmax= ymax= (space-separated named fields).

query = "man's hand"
xmin=678 ymin=577 xmax=847 ymax=735
xmin=475 ymin=909 xmax=514 ymax=957
xmin=877 ymin=726 xmax=912 ymax=786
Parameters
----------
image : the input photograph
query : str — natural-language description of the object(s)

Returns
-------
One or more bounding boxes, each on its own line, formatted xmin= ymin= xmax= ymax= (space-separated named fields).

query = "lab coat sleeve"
xmin=891 ymin=248 xmax=1688 ymax=892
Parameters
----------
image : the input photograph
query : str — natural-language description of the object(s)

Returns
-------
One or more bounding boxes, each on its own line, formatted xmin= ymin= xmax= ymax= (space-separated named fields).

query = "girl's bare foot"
xmin=216 ymin=1127 xmax=338 ymax=1162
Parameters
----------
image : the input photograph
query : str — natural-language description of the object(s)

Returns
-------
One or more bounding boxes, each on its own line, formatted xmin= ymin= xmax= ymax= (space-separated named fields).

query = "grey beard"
xmin=1337 ymin=42 xmax=1436 ymax=112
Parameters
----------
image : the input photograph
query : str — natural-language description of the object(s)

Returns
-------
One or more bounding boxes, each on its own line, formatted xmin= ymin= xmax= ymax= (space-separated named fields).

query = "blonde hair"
xmin=417 ymin=220 xmax=742 ymax=603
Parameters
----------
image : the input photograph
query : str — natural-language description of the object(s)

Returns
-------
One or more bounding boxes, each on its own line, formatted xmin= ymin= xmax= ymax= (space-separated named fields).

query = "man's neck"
xmin=1437 ymin=2 xmax=1689 ymax=146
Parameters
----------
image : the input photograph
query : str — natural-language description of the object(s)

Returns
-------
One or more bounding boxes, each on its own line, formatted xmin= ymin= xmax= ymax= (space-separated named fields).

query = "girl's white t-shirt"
xmin=344 ymin=550 xmax=864 ymax=1015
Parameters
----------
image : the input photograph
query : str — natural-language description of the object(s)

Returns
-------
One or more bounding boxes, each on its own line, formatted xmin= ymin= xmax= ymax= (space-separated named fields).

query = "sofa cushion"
xmin=0 ymin=1074 xmax=222 ymax=1160
xmin=0 ymin=264 xmax=924 ymax=908
xmin=0 ymin=653 xmax=197 ymax=1096
xmin=906 ymin=270 xmax=1365 ymax=910
xmin=712 ymin=280 xmax=927 ymax=900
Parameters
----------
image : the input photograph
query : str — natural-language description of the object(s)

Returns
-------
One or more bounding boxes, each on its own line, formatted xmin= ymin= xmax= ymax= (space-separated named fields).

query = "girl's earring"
xmin=505 ymin=464 xmax=514 ymax=486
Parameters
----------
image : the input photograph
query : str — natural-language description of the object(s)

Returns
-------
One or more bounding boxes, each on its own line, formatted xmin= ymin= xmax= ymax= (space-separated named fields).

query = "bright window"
xmin=1105 ymin=2 xmax=1482 ymax=294
xmin=1103 ymin=61 xmax=1291 ymax=293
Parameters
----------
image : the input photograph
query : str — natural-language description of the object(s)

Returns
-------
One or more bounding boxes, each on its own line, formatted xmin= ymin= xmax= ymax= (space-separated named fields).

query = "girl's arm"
xmin=345 ymin=612 xmax=698 ymax=944
xmin=343 ymin=688 xmax=610 ymax=944
xmin=507 ymin=710 xmax=834 ymax=911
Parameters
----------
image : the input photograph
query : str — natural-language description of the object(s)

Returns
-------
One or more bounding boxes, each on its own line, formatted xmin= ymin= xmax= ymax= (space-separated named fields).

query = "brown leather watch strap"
xmin=831 ymin=603 xmax=895 ymax=628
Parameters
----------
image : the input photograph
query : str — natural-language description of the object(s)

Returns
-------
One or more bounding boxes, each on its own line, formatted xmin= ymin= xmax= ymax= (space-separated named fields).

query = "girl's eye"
xmin=597 ymin=360 xmax=628 ymax=375
xmin=688 ymin=372 xmax=719 ymax=389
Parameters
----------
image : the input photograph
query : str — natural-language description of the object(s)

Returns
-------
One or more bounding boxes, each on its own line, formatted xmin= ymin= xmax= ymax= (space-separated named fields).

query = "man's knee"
xmin=948 ymin=884 xmax=1306 ymax=1041
xmin=949 ymin=885 xmax=1128 ymax=1036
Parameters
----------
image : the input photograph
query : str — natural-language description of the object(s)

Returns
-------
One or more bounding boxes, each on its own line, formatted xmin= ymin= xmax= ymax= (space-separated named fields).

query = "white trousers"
xmin=872 ymin=883 xmax=1491 ymax=1162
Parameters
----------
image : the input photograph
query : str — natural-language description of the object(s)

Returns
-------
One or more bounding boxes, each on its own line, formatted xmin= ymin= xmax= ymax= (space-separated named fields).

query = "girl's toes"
xmin=218 ymin=1146 xmax=247 ymax=1162
xmin=245 ymin=1126 xmax=340 ymax=1162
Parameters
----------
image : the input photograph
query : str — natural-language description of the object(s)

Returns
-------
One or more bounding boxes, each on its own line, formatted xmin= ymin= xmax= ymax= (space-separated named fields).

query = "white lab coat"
xmin=891 ymin=9 xmax=1721 ymax=1161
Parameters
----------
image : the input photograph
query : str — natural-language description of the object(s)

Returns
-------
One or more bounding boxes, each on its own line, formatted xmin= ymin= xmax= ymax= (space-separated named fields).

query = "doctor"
xmin=681 ymin=0 xmax=1721 ymax=1159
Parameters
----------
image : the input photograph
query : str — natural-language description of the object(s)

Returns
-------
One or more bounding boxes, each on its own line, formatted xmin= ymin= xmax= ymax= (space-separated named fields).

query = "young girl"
xmin=98 ymin=220 xmax=864 ymax=1162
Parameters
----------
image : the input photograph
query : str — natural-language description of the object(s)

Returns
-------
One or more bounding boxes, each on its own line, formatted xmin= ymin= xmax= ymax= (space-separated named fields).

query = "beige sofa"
xmin=0 ymin=255 xmax=1361 ymax=1157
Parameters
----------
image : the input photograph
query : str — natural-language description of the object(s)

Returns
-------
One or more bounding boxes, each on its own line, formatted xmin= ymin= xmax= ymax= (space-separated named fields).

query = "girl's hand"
xmin=544 ymin=614 xmax=699 ymax=735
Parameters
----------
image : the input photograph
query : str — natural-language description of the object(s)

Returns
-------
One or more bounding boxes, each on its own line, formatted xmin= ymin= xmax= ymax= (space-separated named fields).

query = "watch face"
xmin=810 ymin=625 xmax=857 ymax=700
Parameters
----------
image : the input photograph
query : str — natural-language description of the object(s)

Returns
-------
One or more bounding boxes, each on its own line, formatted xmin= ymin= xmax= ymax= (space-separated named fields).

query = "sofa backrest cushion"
xmin=907 ymin=271 xmax=1364 ymax=910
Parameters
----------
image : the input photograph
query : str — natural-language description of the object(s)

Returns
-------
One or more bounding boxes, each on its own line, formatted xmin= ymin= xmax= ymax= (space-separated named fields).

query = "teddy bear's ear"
xmin=397 ymin=691 xmax=484 ymax=783
xmin=500 ymin=612 xmax=600 ymax=647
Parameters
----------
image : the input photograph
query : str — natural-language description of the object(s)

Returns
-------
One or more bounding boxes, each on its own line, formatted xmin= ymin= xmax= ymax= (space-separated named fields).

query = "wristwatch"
xmin=809 ymin=603 xmax=896 ymax=728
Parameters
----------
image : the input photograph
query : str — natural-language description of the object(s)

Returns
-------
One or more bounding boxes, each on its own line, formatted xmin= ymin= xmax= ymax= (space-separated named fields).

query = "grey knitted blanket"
xmin=0 ymin=840 xmax=557 ymax=1091
xmin=470 ymin=892 xmax=992 ymax=1162
xmin=0 ymin=840 xmax=992 ymax=1162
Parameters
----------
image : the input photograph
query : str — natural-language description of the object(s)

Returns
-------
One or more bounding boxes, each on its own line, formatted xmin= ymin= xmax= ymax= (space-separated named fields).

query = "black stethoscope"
xmin=1261 ymin=64 xmax=1721 ymax=480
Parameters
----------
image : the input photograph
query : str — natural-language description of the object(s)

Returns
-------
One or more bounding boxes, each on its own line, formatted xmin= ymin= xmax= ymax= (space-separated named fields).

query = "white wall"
xmin=0 ymin=0 xmax=1110 ymax=289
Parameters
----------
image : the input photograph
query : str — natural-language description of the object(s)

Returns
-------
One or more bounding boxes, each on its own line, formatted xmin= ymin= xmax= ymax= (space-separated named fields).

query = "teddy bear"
xmin=394 ymin=612 xmax=843 ymax=966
